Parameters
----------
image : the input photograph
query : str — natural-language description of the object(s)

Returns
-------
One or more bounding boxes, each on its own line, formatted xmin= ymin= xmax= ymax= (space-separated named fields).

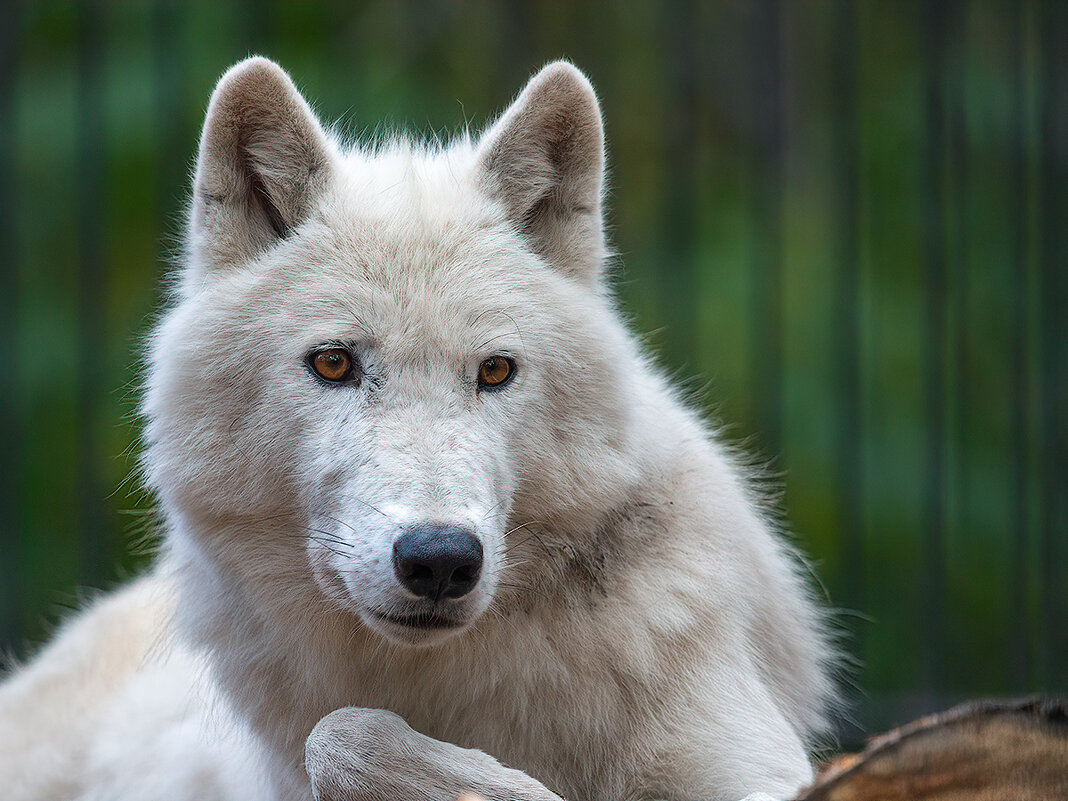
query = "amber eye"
xmin=309 ymin=348 xmax=354 ymax=383
xmin=477 ymin=356 xmax=515 ymax=390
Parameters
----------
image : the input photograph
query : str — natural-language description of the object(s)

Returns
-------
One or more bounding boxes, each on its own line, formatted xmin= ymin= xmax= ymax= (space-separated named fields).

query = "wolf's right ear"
xmin=187 ymin=57 xmax=333 ymax=284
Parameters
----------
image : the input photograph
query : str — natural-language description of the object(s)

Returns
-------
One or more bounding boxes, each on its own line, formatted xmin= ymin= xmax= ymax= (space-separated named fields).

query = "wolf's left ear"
xmin=188 ymin=57 xmax=334 ymax=284
xmin=477 ymin=62 xmax=606 ymax=284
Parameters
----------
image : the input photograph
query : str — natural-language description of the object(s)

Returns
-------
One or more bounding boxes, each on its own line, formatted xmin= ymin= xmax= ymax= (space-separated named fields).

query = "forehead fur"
xmin=230 ymin=136 xmax=591 ymax=346
xmin=308 ymin=138 xmax=544 ymax=290
xmin=329 ymin=138 xmax=494 ymax=232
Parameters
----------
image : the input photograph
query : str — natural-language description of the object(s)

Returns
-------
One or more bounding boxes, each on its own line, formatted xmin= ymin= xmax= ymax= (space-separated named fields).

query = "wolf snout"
xmin=392 ymin=524 xmax=483 ymax=600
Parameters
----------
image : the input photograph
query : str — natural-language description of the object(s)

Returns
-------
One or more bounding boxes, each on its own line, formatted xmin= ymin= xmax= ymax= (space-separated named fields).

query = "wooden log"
xmin=797 ymin=697 xmax=1068 ymax=800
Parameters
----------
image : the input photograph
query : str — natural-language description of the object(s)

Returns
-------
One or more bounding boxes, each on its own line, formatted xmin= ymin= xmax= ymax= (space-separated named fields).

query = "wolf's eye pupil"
xmin=478 ymin=356 xmax=514 ymax=389
xmin=310 ymin=349 xmax=353 ymax=383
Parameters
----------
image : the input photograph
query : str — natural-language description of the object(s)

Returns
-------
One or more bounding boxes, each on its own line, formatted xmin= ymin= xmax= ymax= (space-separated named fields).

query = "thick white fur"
xmin=0 ymin=59 xmax=836 ymax=801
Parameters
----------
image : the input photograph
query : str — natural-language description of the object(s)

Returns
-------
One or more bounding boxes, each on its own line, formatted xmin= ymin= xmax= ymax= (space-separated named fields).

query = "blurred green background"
xmin=1 ymin=0 xmax=1065 ymax=744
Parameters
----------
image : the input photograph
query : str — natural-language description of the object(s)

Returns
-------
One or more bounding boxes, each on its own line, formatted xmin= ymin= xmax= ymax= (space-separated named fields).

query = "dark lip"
xmin=372 ymin=610 xmax=467 ymax=630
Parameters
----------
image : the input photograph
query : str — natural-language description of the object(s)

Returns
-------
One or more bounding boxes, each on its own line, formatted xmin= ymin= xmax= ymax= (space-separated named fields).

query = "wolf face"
xmin=142 ymin=59 xmax=643 ymax=646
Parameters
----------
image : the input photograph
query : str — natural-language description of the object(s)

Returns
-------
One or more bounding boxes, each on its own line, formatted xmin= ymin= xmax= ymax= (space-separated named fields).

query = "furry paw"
xmin=306 ymin=707 xmax=563 ymax=801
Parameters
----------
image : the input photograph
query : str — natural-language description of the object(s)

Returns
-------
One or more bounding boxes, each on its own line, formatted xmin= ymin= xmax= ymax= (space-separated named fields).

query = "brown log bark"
xmin=797 ymin=697 xmax=1068 ymax=800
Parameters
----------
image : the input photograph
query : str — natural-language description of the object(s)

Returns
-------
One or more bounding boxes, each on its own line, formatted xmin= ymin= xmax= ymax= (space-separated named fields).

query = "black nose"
xmin=392 ymin=525 xmax=483 ymax=600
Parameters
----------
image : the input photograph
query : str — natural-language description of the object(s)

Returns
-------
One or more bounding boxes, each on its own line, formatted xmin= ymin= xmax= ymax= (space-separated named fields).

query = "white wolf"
xmin=0 ymin=58 xmax=836 ymax=801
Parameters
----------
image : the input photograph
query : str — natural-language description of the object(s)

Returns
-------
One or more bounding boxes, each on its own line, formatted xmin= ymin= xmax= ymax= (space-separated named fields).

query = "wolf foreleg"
xmin=305 ymin=707 xmax=563 ymax=801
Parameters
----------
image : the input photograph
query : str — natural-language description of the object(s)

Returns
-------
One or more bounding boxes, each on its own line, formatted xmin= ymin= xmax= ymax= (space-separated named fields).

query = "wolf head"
xmin=143 ymin=59 xmax=644 ymax=646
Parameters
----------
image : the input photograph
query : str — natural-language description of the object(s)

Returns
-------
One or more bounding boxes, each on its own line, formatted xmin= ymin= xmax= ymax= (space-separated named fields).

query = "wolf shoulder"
xmin=0 ymin=573 xmax=282 ymax=801
xmin=487 ymin=401 xmax=828 ymax=799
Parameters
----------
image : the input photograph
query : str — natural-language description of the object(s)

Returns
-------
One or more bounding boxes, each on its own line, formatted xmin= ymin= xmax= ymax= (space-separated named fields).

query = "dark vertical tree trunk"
xmin=75 ymin=0 xmax=107 ymax=589
xmin=0 ymin=0 xmax=22 ymax=652
xmin=831 ymin=0 xmax=863 ymax=627
xmin=1038 ymin=0 xmax=1067 ymax=695
xmin=750 ymin=0 xmax=785 ymax=459
xmin=921 ymin=0 xmax=949 ymax=699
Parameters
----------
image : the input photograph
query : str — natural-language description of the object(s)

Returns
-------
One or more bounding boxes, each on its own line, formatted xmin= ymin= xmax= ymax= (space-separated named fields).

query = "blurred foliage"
xmin=1 ymin=0 xmax=1065 ymax=740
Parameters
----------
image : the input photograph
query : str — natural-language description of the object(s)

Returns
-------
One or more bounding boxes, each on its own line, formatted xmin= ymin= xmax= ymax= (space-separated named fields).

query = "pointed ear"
xmin=477 ymin=61 xmax=607 ymax=284
xmin=188 ymin=57 xmax=333 ymax=282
